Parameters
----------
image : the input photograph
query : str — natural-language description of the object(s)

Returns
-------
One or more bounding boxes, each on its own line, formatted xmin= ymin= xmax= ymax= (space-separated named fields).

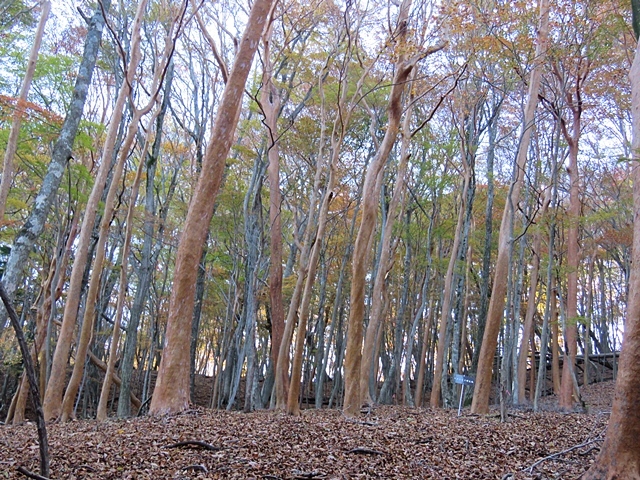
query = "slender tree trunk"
xmin=0 ymin=0 xmax=50 ymax=221
xmin=315 ymin=206 xmax=358 ymax=408
xmin=1 ymin=285 xmax=49 ymax=478
xmin=96 ymin=93 xmax=168 ymax=420
xmin=275 ymin=28 xmax=374 ymax=409
xmin=11 ymin=218 xmax=77 ymax=424
xmin=260 ymin=19 xmax=285 ymax=382
xmin=149 ymin=0 xmax=273 ymax=416
xmin=241 ymin=155 xmax=265 ymax=412
xmin=471 ymin=0 xmax=550 ymax=414
xmin=117 ymin=106 xmax=177 ymax=417
xmin=344 ymin=0 xmax=445 ymax=415
xmin=403 ymin=212 xmax=434 ymax=406
xmin=472 ymin=112 xmax=498 ymax=372
xmin=360 ymin=81 xmax=415 ymax=405
xmin=287 ymin=170 xmax=335 ymax=415
xmin=431 ymin=174 xmax=469 ymax=407
xmin=559 ymin=109 xmax=582 ymax=410
xmin=516 ymin=188 xmax=551 ymax=404
xmin=60 ymin=81 xmax=166 ymax=421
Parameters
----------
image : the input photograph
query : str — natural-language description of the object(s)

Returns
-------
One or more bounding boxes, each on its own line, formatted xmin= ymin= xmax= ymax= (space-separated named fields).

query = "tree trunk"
xmin=516 ymin=188 xmax=551 ymax=404
xmin=287 ymin=169 xmax=334 ymax=415
xmin=0 ymin=284 xmax=49 ymax=478
xmin=471 ymin=0 xmax=550 ymax=414
xmin=190 ymin=243 xmax=207 ymax=403
xmin=60 ymin=68 xmax=168 ymax=421
xmin=149 ymin=0 xmax=273 ymax=416
xmin=117 ymin=91 xmax=177 ymax=418
xmin=260 ymin=19 xmax=285 ymax=383
xmin=96 ymin=82 xmax=170 ymax=420
xmin=559 ymin=104 xmax=582 ymax=410
xmin=344 ymin=0 xmax=435 ymax=415
xmin=11 ymin=217 xmax=77 ymax=424
xmin=0 ymin=0 xmax=50 ymax=221
xmin=403 ymin=210 xmax=434 ymax=406
xmin=472 ymin=111 xmax=498 ymax=373
xmin=581 ymin=44 xmax=640 ymax=475
xmin=360 ymin=80 xmax=415 ymax=405
xmin=431 ymin=174 xmax=469 ymax=407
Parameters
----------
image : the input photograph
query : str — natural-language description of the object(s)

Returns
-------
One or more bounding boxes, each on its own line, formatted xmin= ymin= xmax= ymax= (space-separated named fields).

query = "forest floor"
xmin=0 ymin=381 xmax=614 ymax=480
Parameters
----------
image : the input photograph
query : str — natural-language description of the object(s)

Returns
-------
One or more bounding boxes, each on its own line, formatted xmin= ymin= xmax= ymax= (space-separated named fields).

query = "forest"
xmin=1 ymin=0 xmax=640 ymax=478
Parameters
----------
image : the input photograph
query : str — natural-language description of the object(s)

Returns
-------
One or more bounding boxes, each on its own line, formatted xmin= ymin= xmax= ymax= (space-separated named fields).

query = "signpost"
xmin=453 ymin=374 xmax=475 ymax=416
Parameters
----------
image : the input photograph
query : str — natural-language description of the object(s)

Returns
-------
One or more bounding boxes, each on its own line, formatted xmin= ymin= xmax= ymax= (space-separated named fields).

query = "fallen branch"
xmin=523 ymin=437 xmax=604 ymax=473
xmin=164 ymin=440 xmax=221 ymax=451
xmin=16 ymin=466 xmax=50 ymax=480
xmin=292 ymin=469 xmax=326 ymax=479
xmin=344 ymin=418 xmax=378 ymax=427
xmin=136 ymin=396 xmax=152 ymax=416
xmin=73 ymin=464 xmax=96 ymax=472
xmin=415 ymin=436 xmax=434 ymax=444
xmin=182 ymin=464 xmax=208 ymax=473
xmin=87 ymin=351 xmax=141 ymax=408
xmin=346 ymin=447 xmax=385 ymax=455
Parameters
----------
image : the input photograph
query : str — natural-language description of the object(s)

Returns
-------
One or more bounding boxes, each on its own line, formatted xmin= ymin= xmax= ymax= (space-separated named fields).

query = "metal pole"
xmin=458 ymin=384 xmax=465 ymax=416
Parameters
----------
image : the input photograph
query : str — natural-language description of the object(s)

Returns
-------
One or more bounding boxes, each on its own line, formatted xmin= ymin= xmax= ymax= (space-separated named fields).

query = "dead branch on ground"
xmin=164 ymin=440 xmax=221 ymax=451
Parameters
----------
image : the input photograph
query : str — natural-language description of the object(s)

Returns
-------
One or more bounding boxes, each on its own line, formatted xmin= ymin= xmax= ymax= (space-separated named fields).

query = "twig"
xmin=16 ymin=466 xmax=50 ymax=480
xmin=164 ymin=440 xmax=221 ymax=451
xmin=578 ymin=445 xmax=601 ymax=456
xmin=524 ymin=438 xmax=604 ymax=473
xmin=346 ymin=447 xmax=385 ymax=455
xmin=136 ymin=396 xmax=152 ymax=416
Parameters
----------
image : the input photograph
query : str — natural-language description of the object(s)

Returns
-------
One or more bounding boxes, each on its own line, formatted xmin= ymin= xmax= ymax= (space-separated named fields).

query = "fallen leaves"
xmin=0 ymin=381 xmax=613 ymax=479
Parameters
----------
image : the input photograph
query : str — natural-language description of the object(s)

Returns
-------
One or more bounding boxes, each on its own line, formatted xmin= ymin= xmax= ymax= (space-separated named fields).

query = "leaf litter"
xmin=0 ymin=381 xmax=613 ymax=479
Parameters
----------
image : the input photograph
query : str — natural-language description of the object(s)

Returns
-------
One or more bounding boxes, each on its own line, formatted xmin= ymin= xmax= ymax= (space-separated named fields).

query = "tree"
xmin=581 ymin=28 xmax=640 ymax=480
xmin=149 ymin=0 xmax=274 ymax=416
xmin=43 ymin=0 xmax=151 ymax=422
xmin=471 ymin=0 xmax=550 ymax=415
xmin=343 ymin=0 xmax=444 ymax=416
xmin=0 ymin=0 xmax=50 ymax=221
xmin=0 ymin=0 xmax=109 ymax=334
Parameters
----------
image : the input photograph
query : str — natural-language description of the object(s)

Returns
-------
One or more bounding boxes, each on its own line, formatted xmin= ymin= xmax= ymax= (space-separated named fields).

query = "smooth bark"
xmin=581 ymin=47 xmax=640 ymax=477
xmin=149 ymin=0 xmax=273 ymax=416
xmin=516 ymin=188 xmax=551 ymax=404
xmin=471 ymin=0 xmax=550 ymax=414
